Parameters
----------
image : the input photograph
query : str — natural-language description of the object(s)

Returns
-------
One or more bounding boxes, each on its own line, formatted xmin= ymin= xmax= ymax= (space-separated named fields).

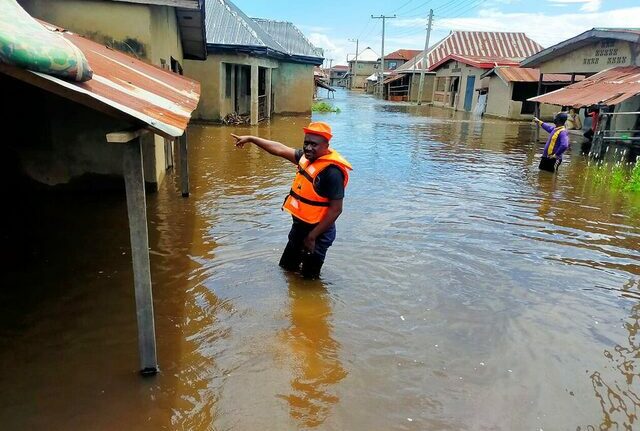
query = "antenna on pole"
xmin=417 ymin=9 xmax=433 ymax=106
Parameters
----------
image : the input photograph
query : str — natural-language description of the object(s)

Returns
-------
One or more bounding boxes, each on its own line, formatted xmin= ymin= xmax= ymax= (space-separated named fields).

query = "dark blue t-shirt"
xmin=294 ymin=149 xmax=345 ymax=200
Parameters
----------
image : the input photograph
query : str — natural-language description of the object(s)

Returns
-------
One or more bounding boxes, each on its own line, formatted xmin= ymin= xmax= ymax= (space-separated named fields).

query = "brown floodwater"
xmin=1 ymin=90 xmax=640 ymax=430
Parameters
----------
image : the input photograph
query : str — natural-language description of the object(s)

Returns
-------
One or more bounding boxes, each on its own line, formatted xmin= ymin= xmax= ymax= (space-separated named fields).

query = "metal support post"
xmin=179 ymin=131 xmax=189 ymax=197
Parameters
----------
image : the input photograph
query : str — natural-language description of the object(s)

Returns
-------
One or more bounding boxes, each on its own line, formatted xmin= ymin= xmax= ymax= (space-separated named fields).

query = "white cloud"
xmin=547 ymin=0 xmax=601 ymax=12
xmin=430 ymin=6 xmax=640 ymax=47
xmin=307 ymin=32 xmax=353 ymax=66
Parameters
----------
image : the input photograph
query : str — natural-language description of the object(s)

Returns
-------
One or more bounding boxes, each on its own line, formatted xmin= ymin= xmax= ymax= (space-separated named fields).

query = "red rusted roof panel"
xmin=385 ymin=49 xmax=422 ymax=61
xmin=529 ymin=66 xmax=640 ymax=107
xmin=496 ymin=67 xmax=577 ymax=83
xmin=20 ymin=21 xmax=201 ymax=138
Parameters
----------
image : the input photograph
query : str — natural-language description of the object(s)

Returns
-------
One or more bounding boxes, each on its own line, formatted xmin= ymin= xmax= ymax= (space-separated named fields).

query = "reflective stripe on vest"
xmin=547 ymin=126 xmax=565 ymax=156
xmin=282 ymin=149 xmax=352 ymax=224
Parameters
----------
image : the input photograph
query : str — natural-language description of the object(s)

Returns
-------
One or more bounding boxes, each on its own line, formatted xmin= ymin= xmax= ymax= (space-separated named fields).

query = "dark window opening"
xmin=225 ymin=63 xmax=232 ymax=98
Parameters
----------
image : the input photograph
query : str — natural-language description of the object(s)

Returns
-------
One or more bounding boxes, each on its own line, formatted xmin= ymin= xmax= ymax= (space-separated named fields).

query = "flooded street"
xmin=1 ymin=89 xmax=640 ymax=430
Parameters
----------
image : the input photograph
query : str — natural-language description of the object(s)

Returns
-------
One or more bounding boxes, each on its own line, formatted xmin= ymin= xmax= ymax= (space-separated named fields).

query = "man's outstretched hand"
xmin=231 ymin=133 xmax=252 ymax=148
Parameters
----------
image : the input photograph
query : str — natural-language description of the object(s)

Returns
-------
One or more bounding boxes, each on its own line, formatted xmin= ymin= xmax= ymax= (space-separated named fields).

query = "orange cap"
xmin=303 ymin=121 xmax=333 ymax=141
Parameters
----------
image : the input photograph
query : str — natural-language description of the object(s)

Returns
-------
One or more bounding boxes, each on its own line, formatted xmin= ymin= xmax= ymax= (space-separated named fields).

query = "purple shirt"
xmin=541 ymin=122 xmax=570 ymax=160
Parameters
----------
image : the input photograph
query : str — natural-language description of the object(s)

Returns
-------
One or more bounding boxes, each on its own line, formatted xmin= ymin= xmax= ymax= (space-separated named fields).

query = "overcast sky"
xmin=233 ymin=0 xmax=640 ymax=66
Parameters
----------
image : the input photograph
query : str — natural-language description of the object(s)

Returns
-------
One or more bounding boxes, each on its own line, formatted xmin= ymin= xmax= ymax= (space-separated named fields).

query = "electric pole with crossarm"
xmin=371 ymin=14 xmax=395 ymax=97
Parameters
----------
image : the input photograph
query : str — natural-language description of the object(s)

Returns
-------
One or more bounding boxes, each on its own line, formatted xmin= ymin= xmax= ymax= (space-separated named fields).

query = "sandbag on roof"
xmin=0 ymin=0 xmax=93 ymax=82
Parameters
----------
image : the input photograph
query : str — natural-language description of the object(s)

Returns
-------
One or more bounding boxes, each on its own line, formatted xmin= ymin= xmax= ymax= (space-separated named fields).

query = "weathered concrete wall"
xmin=18 ymin=0 xmax=186 ymax=187
xmin=408 ymin=74 xmax=435 ymax=102
xmin=20 ymin=0 xmax=153 ymax=60
xmin=3 ymin=75 xmax=132 ymax=187
xmin=433 ymin=62 xmax=484 ymax=112
xmin=348 ymin=61 xmax=378 ymax=89
xmin=185 ymin=54 xmax=278 ymax=121
xmin=272 ymin=62 xmax=314 ymax=115
xmin=537 ymin=39 xmax=640 ymax=74
xmin=485 ymin=78 xmax=511 ymax=118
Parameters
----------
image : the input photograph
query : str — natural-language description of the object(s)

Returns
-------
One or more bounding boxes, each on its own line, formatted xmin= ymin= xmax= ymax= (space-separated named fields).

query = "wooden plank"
xmin=179 ymin=132 xmax=190 ymax=197
xmin=122 ymin=138 xmax=159 ymax=376
xmin=106 ymin=129 xmax=149 ymax=143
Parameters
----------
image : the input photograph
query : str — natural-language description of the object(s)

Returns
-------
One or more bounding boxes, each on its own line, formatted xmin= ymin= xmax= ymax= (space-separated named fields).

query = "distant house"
xmin=183 ymin=0 xmax=323 ymax=124
xmin=522 ymin=28 xmax=640 ymax=135
xmin=347 ymin=47 xmax=379 ymax=89
xmin=480 ymin=67 xmax=577 ymax=119
xmin=330 ymin=65 xmax=349 ymax=87
xmin=382 ymin=49 xmax=421 ymax=71
xmin=387 ymin=31 xmax=542 ymax=105
xmin=17 ymin=0 xmax=207 ymax=188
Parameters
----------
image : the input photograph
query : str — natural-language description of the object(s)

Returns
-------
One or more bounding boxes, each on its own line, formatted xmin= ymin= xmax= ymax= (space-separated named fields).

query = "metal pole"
xmin=349 ymin=39 xmax=359 ymax=90
xmin=179 ymin=131 xmax=189 ymax=197
xmin=417 ymin=9 xmax=433 ymax=105
xmin=122 ymin=138 xmax=158 ymax=376
xmin=372 ymin=14 xmax=396 ymax=97
xmin=534 ymin=72 xmax=544 ymax=142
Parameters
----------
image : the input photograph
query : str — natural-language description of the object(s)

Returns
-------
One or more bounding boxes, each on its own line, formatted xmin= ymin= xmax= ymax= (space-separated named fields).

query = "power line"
xmin=390 ymin=0 xmax=415 ymax=14
xmin=439 ymin=0 xmax=487 ymax=19
xmin=400 ymin=0 xmax=433 ymax=16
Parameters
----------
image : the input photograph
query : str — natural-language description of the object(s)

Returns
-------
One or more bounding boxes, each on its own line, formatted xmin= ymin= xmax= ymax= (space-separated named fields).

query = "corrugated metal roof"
xmin=205 ymin=0 xmax=283 ymax=50
xmin=252 ymin=18 xmax=321 ymax=59
xmin=528 ymin=66 xmax=640 ymax=107
xmin=397 ymin=31 xmax=543 ymax=73
xmin=483 ymin=66 xmax=578 ymax=83
xmin=0 ymin=21 xmax=200 ymax=138
xmin=108 ymin=0 xmax=200 ymax=9
xmin=347 ymin=47 xmax=379 ymax=62
xmin=204 ymin=0 xmax=322 ymax=63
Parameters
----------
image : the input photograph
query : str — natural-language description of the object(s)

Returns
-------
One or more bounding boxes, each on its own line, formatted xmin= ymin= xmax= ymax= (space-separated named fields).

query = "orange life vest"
xmin=282 ymin=149 xmax=352 ymax=224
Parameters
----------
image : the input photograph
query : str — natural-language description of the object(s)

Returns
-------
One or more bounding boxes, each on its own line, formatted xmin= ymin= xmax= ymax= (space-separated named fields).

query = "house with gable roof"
xmin=183 ymin=0 xmax=324 ymax=124
xmin=386 ymin=31 xmax=543 ymax=107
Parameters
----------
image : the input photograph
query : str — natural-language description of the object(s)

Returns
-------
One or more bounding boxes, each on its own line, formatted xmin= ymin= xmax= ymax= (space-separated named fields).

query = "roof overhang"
xmin=0 ymin=21 xmax=201 ymax=138
xmin=429 ymin=54 xmax=519 ymax=71
xmin=521 ymin=29 xmax=640 ymax=68
xmin=178 ymin=0 xmax=207 ymax=60
xmin=206 ymin=43 xmax=322 ymax=65
xmin=528 ymin=66 xmax=640 ymax=107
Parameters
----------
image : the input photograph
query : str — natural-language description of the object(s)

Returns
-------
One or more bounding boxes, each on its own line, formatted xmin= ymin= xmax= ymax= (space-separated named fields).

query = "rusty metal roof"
xmin=528 ymin=66 xmax=640 ymax=107
xmin=482 ymin=66 xmax=578 ymax=83
xmin=430 ymin=54 xmax=520 ymax=71
xmin=385 ymin=49 xmax=422 ymax=61
xmin=0 ymin=21 xmax=200 ymax=138
xmin=397 ymin=31 xmax=543 ymax=73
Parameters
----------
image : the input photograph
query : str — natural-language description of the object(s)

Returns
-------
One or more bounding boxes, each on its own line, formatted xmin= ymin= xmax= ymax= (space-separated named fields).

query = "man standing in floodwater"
xmin=533 ymin=112 xmax=570 ymax=172
xmin=231 ymin=122 xmax=352 ymax=279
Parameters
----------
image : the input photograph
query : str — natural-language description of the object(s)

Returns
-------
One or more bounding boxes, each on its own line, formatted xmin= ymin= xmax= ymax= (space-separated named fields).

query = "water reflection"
xmin=277 ymin=276 xmax=347 ymax=428
xmin=579 ymin=279 xmax=640 ymax=431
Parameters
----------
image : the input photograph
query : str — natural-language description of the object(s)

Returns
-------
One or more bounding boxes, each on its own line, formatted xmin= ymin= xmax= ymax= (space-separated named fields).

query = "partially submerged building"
xmin=329 ymin=65 xmax=349 ymax=87
xmin=1 ymin=8 xmax=201 ymax=374
xmin=347 ymin=47 xmax=379 ymax=89
xmin=387 ymin=31 xmax=542 ymax=105
xmin=184 ymin=0 xmax=323 ymax=124
xmin=479 ymin=67 xmax=576 ymax=119
xmin=18 ymin=0 xmax=207 ymax=188
xmin=522 ymin=28 xmax=640 ymax=138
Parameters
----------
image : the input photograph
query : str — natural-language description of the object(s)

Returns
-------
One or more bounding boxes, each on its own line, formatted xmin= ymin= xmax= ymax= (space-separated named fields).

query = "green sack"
xmin=0 ymin=0 xmax=93 ymax=82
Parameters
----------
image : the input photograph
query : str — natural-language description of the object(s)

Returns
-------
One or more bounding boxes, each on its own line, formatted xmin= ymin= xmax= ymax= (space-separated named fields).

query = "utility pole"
xmin=327 ymin=58 xmax=333 ymax=85
xmin=348 ymin=38 xmax=359 ymax=90
xmin=372 ymin=14 xmax=395 ymax=97
xmin=417 ymin=9 xmax=434 ymax=105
